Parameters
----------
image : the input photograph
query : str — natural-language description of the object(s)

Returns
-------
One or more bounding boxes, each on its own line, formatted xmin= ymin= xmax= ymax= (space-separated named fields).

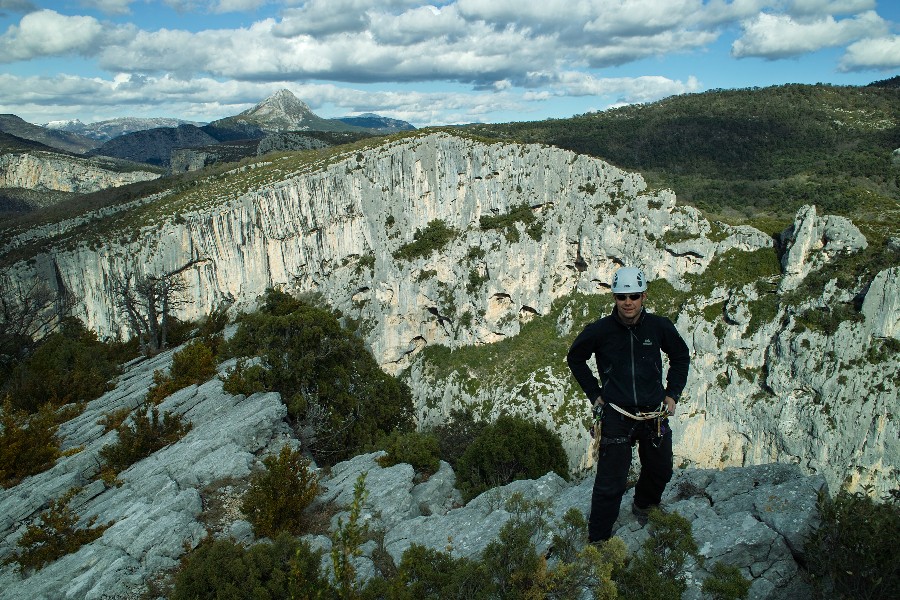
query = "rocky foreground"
xmin=1 ymin=346 xmax=824 ymax=600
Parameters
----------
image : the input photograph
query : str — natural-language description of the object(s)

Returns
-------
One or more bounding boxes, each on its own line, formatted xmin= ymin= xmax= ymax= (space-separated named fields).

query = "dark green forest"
xmin=460 ymin=83 xmax=900 ymax=239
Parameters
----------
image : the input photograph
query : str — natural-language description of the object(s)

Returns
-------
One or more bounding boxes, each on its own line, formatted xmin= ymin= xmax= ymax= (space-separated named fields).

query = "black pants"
xmin=588 ymin=409 xmax=673 ymax=542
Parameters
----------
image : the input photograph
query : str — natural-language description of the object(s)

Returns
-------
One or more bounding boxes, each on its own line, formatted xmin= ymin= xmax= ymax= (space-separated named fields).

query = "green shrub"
xmin=481 ymin=512 xmax=545 ymax=597
xmin=794 ymin=303 xmax=863 ymax=335
xmin=98 ymin=405 xmax=192 ymax=474
xmin=225 ymin=289 xmax=413 ymax=466
xmin=466 ymin=268 xmax=489 ymax=293
xmin=387 ymin=543 xmax=492 ymax=600
xmin=455 ymin=414 xmax=569 ymax=502
xmin=393 ymin=219 xmax=458 ymax=261
xmin=5 ymin=487 xmax=111 ymax=572
xmin=171 ymin=532 xmax=331 ymax=600
xmin=331 ymin=472 xmax=370 ymax=599
xmin=221 ymin=359 xmax=269 ymax=396
xmin=429 ymin=408 xmax=487 ymax=469
xmin=2 ymin=319 xmax=120 ymax=413
xmin=0 ymin=398 xmax=63 ymax=488
xmin=702 ymin=562 xmax=752 ymax=600
xmin=614 ymin=509 xmax=698 ymax=600
xmin=466 ymin=246 xmax=486 ymax=261
xmin=479 ymin=203 xmax=542 ymax=242
xmin=684 ymin=247 xmax=781 ymax=297
xmin=806 ymin=488 xmax=900 ymax=600
xmin=146 ymin=340 xmax=216 ymax=404
xmin=375 ymin=430 xmax=441 ymax=477
xmin=241 ymin=444 xmax=320 ymax=538
xmin=194 ymin=305 xmax=230 ymax=356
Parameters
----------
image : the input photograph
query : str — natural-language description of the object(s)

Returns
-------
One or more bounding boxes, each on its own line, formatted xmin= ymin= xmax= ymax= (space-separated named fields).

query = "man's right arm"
xmin=566 ymin=324 xmax=603 ymax=403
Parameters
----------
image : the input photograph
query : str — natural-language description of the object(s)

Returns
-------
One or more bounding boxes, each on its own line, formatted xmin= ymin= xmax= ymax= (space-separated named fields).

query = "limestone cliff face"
xmin=10 ymin=132 xmax=898 ymax=497
xmin=0 ymin=152 xmax=160 ymax=196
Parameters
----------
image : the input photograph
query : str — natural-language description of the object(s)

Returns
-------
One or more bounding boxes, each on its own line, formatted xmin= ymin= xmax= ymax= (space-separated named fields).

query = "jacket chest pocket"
xmin=636 ymin=338 xmax=661 ymax=374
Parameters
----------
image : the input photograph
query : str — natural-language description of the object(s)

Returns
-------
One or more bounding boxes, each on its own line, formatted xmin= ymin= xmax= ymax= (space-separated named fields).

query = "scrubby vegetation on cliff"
xmin=222 ymin=288 xmax=414 ymax=466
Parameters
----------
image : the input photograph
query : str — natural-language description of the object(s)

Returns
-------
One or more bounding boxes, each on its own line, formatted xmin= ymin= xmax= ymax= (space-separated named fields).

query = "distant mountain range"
xmin=44 ymin=117 xmax=205 ymax=142
xmin=0 ymin=114 xmax=100 ymax=154
xmin=1 ymin=90 xmax=415 ymax=167
xmin=336 ymin=113 xmax=416 ymax=132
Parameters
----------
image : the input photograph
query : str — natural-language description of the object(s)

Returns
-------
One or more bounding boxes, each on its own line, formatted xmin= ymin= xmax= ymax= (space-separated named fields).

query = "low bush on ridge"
xmin=146 ymin=340 xmax=216 ymax=404
xmin=5 ymin=487 xmax=111 ymax=573
xmin=455 ymin=414 xmax=570 ymax=502
xmin=98 ymin=405 xmax=192 ymax=477
xmin=223 ymin=288 xmax=414 ymax=466
xmin=241 ymin=444 xmax=320 ymax=538
xmin=806 ymin=488 xmax=900 ymax=600
xmin=374 ymin=430 xmax=441 ymax=478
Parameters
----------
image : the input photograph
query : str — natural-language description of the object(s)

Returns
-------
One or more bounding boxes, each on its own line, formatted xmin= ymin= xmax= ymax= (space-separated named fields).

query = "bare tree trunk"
xmin=111 ymin=262 xmax=195 ymax=356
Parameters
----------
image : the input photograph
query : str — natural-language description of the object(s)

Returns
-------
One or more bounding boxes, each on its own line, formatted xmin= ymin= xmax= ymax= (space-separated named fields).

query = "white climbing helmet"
xmin=611 ymin=267 xmax=647 ymax=293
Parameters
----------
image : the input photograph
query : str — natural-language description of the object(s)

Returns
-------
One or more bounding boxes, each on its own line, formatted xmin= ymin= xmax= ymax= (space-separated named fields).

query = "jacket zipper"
xmin=630 ymin=328 xmax=637 ymax=405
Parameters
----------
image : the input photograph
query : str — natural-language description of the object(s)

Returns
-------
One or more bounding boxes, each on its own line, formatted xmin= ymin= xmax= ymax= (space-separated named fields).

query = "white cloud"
xmin=369 ymin=5 xmax=468 ymax=44
xmin=3 ymin=0 xmax=894 ymax=127
xmin=79 ymin=0 xmax=133 ymax=15
xmin=0 ymin=9 xmax=107 ymax=62
xmin=98 ymin=26 xmax=216 ymax=75
xmin=583 ymin=0 xmax=707 ymax=37
xmin=840 ymin=35 xmax=900 ymax=71
xmin=582 ymin=28 xmax=720 ymax=67
xmin=0 ymin=71 xmax=529 ymax=126
xmin=274 ymin=0 xmax=421 ymax=37
xmin=212 ymin=0 xmax=269 ymax=13
xmin=786 ymin=0 xmax=875 ymax=17
xmin=731 ymin=9 xmax=888 ymax=59
xmin=0 ymin=0 xmax=37 ymax=12
xmin=552 ymin=72 xmax=702 ymax=103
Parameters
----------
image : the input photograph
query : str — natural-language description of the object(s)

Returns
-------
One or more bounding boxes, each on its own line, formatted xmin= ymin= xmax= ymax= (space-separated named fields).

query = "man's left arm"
xmin=660 ymin=319 xmax=690 ymax=412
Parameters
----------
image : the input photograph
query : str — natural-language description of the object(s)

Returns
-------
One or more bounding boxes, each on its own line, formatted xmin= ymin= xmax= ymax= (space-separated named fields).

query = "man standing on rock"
xmin=567 ymin=266 xmax=690 ymax=543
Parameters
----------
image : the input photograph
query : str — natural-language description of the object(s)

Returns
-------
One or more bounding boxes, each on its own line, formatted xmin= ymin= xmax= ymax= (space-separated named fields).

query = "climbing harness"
xmin=606 ymin=402 xmax=670 ymax=438
xmin=590 ymin=402 xmax=672 ymax=459
xmin=589 ymin=402 xmax=604 ymax=461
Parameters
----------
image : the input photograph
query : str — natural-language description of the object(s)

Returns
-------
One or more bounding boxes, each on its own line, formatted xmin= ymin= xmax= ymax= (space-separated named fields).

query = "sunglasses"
xmin=614 ymin=293 xmax=643 ymax=301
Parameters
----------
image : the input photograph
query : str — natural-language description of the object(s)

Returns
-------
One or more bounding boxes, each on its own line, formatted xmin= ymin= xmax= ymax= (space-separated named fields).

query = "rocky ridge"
xmin=0 ymin=343 xmax=825 ymax=600
xmin=0 ymin=152 xmax=160 ymax=198
xmin=6 ymin=131 xmax=898 ymax=497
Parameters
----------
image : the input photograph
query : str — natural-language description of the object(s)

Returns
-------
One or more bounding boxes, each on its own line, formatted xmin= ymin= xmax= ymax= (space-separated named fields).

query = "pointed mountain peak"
xmin=236 ymin=89 xmax=316 ymax=130
xmin=211 ymin=89 xmax=372 ymax=134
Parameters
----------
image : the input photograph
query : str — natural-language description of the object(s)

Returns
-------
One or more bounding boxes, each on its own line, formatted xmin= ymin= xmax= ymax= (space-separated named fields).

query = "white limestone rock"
xmin=779 ymin=204 xmax=868 ymax=291
xmin=861 ymin=266 xmax=900 ymax=339
xmin=0 ymin=152 xmax=159 ymax=196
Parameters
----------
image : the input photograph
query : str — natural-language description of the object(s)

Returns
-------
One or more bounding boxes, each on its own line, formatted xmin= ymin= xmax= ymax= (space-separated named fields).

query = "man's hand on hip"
xmin=664 ymin=396 xmax=676 ymax=415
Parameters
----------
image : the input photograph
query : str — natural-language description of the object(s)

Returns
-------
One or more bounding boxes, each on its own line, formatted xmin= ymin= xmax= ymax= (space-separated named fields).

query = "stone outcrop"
xmin=6 ymin=132 xmax=898 ymax=498
xmin=0 ymin=152 xmax=160 ymax=196
xmin=169 ymin=140 xmax=258 ymax=173
xmin=0 ymin=335 xmax=827 ymax=600
xmin=778 ymin=204 xmax=868 ymax=292
xmin=256 ymin=132 xmax=330 ymax=155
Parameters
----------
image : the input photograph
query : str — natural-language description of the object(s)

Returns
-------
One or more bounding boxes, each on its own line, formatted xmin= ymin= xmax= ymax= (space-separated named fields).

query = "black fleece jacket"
xmin=567 ymin=308 xmax=690 ymax=409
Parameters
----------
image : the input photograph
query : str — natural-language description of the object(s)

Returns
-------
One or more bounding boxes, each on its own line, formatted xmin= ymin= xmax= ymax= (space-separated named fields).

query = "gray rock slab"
xmin=0 ymin=353 xmax=290 ymax=600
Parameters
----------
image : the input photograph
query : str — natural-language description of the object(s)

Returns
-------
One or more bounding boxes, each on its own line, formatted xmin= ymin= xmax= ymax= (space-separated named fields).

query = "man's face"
xmin=614 ymin=291 xmax=645 ymax=320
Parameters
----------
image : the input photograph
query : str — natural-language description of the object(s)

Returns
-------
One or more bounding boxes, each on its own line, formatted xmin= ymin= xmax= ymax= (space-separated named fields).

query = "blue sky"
xmin=1 ymin=0 xmax=899 ymax=127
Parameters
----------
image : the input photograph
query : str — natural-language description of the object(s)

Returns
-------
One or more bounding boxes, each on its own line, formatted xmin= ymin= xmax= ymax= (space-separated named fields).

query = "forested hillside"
xmin=462 ymin=84 xmax=899 ymax=233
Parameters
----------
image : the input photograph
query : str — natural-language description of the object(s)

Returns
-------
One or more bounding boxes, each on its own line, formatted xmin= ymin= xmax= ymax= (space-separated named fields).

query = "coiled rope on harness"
xmin=590 ymin=402 xmax=671 ymax=461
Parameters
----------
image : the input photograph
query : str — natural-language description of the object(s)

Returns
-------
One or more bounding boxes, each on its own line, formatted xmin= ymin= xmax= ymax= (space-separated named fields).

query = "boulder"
xmin=779 ymin=204 xmax=868 ymax=292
